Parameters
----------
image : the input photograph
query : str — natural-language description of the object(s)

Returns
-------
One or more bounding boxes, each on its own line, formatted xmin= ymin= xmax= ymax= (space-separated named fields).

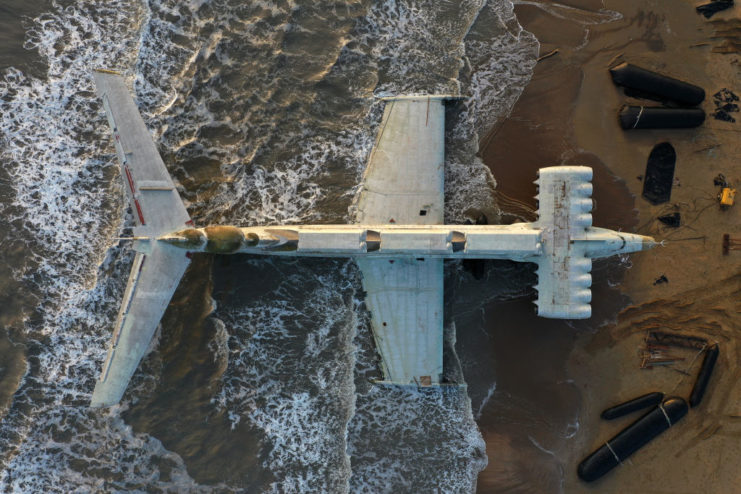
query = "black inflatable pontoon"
xmin=601 ymin=392 xmax=665 ymax=421
xmin=578 ymin=397 xmax=689 ymax=482
xmin=619 ymin=106 xmax=705 ymax=130
xmin=610 ymin=63 xmax=705 ymax=106
xmin=690 ymin=343 xmax=719 ymax=408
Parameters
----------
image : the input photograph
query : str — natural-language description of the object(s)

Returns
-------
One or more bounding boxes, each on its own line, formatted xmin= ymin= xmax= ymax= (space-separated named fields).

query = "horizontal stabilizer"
xmin=93 ymin=70 xmax=192 ymax=236
xmin=91 ymin=244 xmax=190 ymax=407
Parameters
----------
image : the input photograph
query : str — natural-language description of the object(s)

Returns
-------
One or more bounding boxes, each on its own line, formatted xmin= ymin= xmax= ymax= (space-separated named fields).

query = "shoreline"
xmin=476 ymin=0 xmax=741 ymax=491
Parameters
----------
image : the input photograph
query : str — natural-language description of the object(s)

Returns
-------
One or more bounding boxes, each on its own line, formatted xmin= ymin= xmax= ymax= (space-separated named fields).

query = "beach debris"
xmin=642 ymin=142 xmax=676 ymax=204
xmin=696 ymin=0 xmax=734 ymax=19
xmin=536 ymin=48 xmax=559 ymax=62
xmin=619 ymin=105 xmax=705 ymax=130
xmin=722 ymin=233 xmax=741 ymax=254
xmin=718 ymin=187 xmax=736 ymax=208
xmin=715 ymin=88 xmax=739 ymax=103
xmin=653 ymin=274 xmax=669 ymax=285
xmin=577 ymin=397 xmax=689 ymax=482
xmin=606 ymin=52 xmax=624 ymax=68
xmin=658 ymin=212 xmax=681 ymax=227
xmin=639 ymin=339 xmax=686 ymax=369
xmin=713 ymin=108 xmax=737 ymax=122
xmin=713 ymin=174 xmax=736 ymax=208
xmin=689 ymin=343 xmax=719 ymax=407
xmin=712 ymin=88 xmax=739 ymax=122
xmin=610 ymin=62 xmax=705 ymax=106
xmin=646 ymin=331 xmax=707 ymax=350
xmin=640 ymin=345 xmax=686 ymax=369
xmin=601 ymin=392 xmax=665 ymax=420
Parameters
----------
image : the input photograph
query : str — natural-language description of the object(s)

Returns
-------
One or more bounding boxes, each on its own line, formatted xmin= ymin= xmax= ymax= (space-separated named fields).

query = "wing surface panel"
xmin=355 ymin=97 xmax=445 ymax=225
xmin=357 ymin=258 xmax=443 ymax=385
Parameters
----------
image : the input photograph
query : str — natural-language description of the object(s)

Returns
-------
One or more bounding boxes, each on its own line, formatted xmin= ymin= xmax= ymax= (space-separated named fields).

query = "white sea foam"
xmin=515 ymin=1 xmax=622 ymax=25
xmin=475 ymin=382 xmax=498 ymax=420
xmin=211 ymin=260 xmax=359 ymax=492
xmin=529 ymin=435 xmax=557 ymax=456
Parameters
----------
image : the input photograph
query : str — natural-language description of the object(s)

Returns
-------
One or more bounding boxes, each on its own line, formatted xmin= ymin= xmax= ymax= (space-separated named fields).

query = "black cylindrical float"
xmin=689 ymin=343 xmax=719 ymax=408
xmin=578 ymin=397 xmax=689 ymax=482
xmin=601 ymin=392 xmax=664 ymax=420
xmin=610 ymin=63 xmax=705 ymax=106
xmin=619 ymin=106 xmax=705 ymax=129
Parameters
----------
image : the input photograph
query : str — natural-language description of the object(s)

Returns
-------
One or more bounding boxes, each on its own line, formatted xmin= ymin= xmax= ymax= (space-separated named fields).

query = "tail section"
xmin=92 ymin=70 xmax=192 ymax=406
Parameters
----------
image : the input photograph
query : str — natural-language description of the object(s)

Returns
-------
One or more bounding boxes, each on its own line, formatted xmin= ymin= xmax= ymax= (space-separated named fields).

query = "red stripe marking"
xmin=185 ymin=219 xmax=194 ymax=226
xmin=134 ymin=198 xmax=146 ymax=225
xmin=124 ymin=166 xmax=136 ymax=195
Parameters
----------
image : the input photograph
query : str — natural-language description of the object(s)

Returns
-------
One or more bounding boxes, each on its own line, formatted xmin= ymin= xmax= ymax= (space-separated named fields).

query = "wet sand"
xmin=476 ymin=0 xmax=741 ymax=491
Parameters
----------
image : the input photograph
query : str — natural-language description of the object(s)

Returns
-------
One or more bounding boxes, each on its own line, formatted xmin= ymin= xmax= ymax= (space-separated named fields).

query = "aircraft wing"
xmin=91 ymin=244 xmax=190 ymax=407
xmin=354 ymin=96 xmax=446 ymax=224
xmin=355 ymin=97 xmax=448 ymax=385
xmin=357 ymin=258 xmax=443 ymax=385
xmin=93 ymin=70 xmax=192 ymax=235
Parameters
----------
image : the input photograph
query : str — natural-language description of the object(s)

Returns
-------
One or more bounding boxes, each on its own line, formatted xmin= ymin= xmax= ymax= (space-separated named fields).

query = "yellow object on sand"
xmin=720 ymin=187 xmax=736 ymax=207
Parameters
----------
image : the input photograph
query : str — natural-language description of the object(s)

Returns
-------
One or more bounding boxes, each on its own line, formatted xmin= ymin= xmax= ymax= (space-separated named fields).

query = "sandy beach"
xmin=476 ymin=0 xmax=741 ymax=491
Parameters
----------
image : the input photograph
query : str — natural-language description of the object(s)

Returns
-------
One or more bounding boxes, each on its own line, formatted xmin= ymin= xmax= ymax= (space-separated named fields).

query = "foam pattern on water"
xmin=445 ymin=0 xmax=539 ymax=223
xmin=348 ymin=386 xmax=488 ymax=492
xmin=211 ymin=259 xmax=359 ymax=492
xmin=345 ymin=1 xmax=538 ymax=491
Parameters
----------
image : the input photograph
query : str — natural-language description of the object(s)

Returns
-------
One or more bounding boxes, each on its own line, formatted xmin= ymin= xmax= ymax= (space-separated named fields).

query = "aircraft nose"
xmin=641 ymin=235 xmax=658 ymax=250
xmin=626 ymin=233 xmax=657 ymax=252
